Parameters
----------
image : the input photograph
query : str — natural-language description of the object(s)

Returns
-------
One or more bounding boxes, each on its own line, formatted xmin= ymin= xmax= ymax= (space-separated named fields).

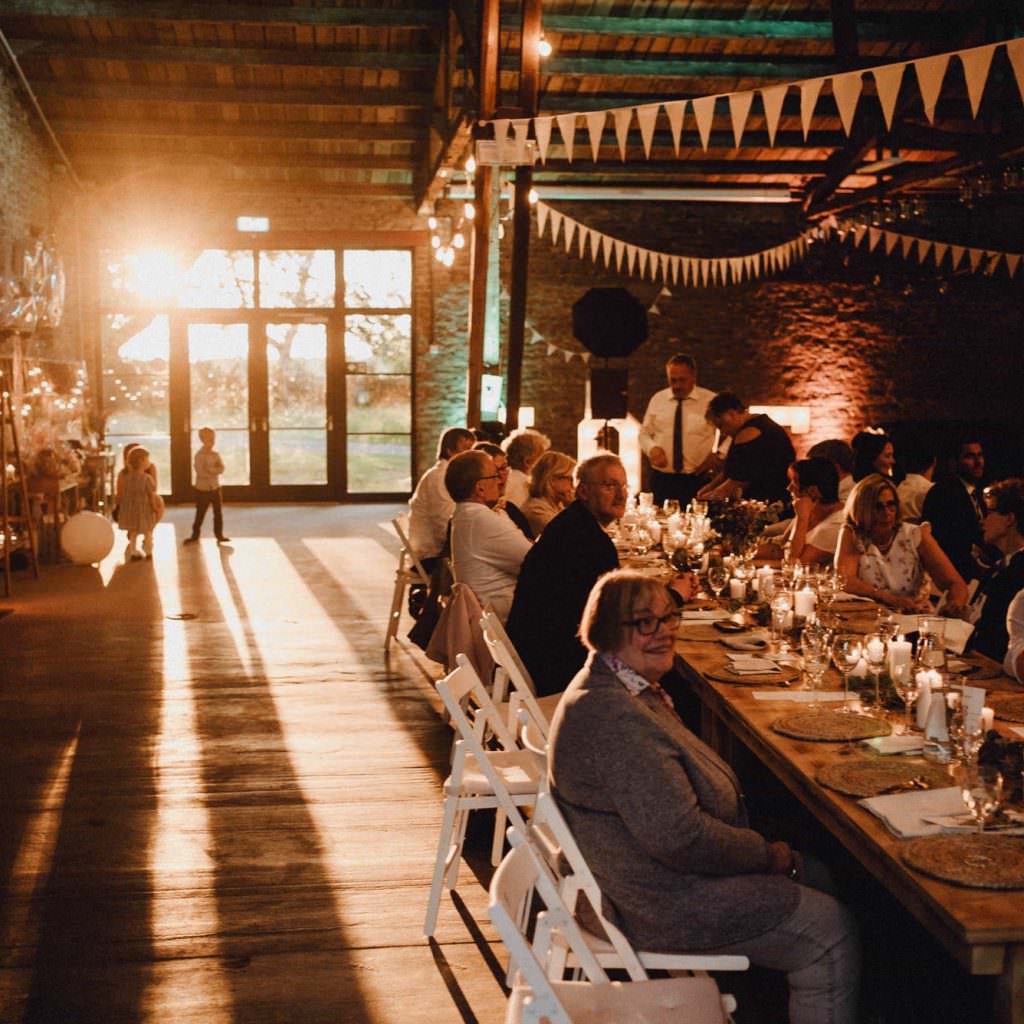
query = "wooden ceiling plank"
xmin=50 ymin=117 xmax=424 ymax=141
xmin=0 ymin=3 xmax=444 ymax=30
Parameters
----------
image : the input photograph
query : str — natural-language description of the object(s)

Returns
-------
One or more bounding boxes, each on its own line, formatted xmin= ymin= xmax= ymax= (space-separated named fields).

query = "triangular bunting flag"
xmin=917 ymin=238 xmax=933 ymax=263
xmin=601 ymin=233 xmax=613 ymax=267
xmin=872 ymin=62 xmax=906 ymax=132
xmin=626 ymin=245 xmax=637 ymax=275
xmin=700 ymin=260 xmax=710 ymax=286
xmin=729 ymin=91 xmax=754 ymax=147
xmin=832 ymin=71 xmax=864 ymax=136
xmin=692 ymin=95 xmax=717 ymax=151
xmin=760 ymin=85 xmax=788 ymax=147
xmin=985 ymin=253 xmax=1002 ymax=276
xmin=534 ymin=116 xmax=553 ymax=163
xmin=729 ymin=256 xmax=744 ymax=283
xmin=556 ymin=113 xmax=577 ymax=162
xmin=680 ymin=257 xmax=691 ymax=286
xmin=960 ymin=43 xmax=997 ymax=119
xmin=950 ymin=245 xmax=965 ymax=270
xmin=581 ymin=352 xmax=591 ymax=364
xmin=563 ymin=350 xmax=573 ymax=363
xmin=636 ymin=103 xmax=660 ymax=158
xmin=1007 ymin=253 xmax=1021 ymax=278
xmin=577 ymin=225 xmax=589 ymax=258
xmin=493 ymin=119 xmax=510 ymax=153
xmin=512 ymin=119 xmax=530 ymax=147
xmin=547 ymin=343 xmax=556 ymax=356
xmin=1007 ymin=38 xmax=1024 ymax=105
xmin=884 ymin=231 xmax=899 ymax=255
xmin=933 ymin=242 xmax=948 ymax=267
xmin=613 ymin=107 xmax=633 ymax=161
xmin=660 ymin=284 xmax=672 ymax=297
xmin=614 ymin=239 xmax=625 ymax=271
xmin=968 ymin=247 xmax=984 ymax=272
xmin=868 ymin=227 xmax=882 ymax=251
xmin=637 ymin=248 xmax=649 ymax=278
xmin=549 ymin=208 xmax=563 ymax=245
xmin=665 ymin=100 xmax=686 ymax=155
xmin=585 ymin=110 xmax=606 ymax=162
xmin=913 ymin=53 xmax=950 ymax=124
xmin=671 ymin=256 xmax=680 ymax=285
xmin=901 ymin=234 xmax=915 ymax=258
xmin=853 ymin=224 xmax=868 ymax=247
xmin=589 ymin=229 xmax=601 ymax=263
xmin=649 ymin=302 xmax=661 ymax=315
xmin=536 ymin=202 xmax=549 ymax=238
xmin=529 ymin=327 xmax=543 ymax=344
xmin=799 ymin=78 xmax=825 ymax=139
xmin=563 ymin=218 xmax=577 ymax=253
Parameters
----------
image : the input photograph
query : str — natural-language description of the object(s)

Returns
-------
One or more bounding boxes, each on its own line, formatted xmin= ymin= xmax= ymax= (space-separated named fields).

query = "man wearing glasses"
xmin=445 ymin=450 xmax=533 ymax=623
xmin=508 ymin=454 xmax=693 ymax=697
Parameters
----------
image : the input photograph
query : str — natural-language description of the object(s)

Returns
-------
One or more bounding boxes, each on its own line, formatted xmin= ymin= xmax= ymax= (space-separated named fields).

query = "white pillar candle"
xmin=850 ymin=657 xmax=869 ymax=679
xmin=729 ymin=578 xmax=747 ymax=601
xmin=982 ymin=706 xmax=995 ymax=732
xmin=793 ymin=587 xmax=816 ymax=618
xmin=888 ymin=638 xmax=912 ymax=672
xmin=916 ymin=676 xmax=932 ymax=729
xmin=925 ymin=687 xmax=949 ymax=742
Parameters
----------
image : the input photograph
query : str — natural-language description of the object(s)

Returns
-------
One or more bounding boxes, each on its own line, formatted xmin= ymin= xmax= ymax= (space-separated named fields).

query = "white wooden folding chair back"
xmin=386 ymin=514 xmax=431 ymax=650
xmin=530 ymin=792 xmax=749 ymax=979
xmin=480 ymin=609 xmax=552 ymax=754
xmin=423 ymin=654 xmax=544 ymax=937
xmin=490 ymin=839 xmax=733 ymax=1024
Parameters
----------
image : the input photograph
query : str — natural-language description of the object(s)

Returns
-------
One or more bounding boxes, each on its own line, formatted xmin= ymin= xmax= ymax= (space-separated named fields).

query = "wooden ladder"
xmin=1 ymin=386 xmax=40 ymax=597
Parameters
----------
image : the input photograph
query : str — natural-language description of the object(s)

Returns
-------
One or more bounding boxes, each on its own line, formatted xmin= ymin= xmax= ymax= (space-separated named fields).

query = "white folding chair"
xmin=423 ymin=653 xmax=545 ymax=937
xmin=480 ymin=609 xmax=558 ymax=755
xmin=386 ymin=514 xmax=431 ymax=650
xmin=530 ymin=792 xmax=749 ymax=980
xmin=490 ymin=838 xmax=735 ymax=1024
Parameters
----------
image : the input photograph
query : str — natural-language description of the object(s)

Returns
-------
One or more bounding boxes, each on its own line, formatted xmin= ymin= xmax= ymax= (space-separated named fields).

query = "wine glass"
xmin=890 ymin=661 xmax=919 ymax=734
xmin=955 ymin=763 xmax=1004 ymax=833
xmin=862 ymin=631 xmax=889 ymax=710
xmin=759 ymin=569 xmax=776 ymax=603
xmin=948 ymin=696 xmax=986 ymax=763
xmin=633 ymin=523 xmax=653 ymax=558
xmin=800 ymin=623 xmax=832 ymax=707
xmin=707 ymin=566 xmax=729 ymax=603
xmin=831 ymin=633 xmax=864 ymax=713
xmin=770 ymin=590 xmax=793 ymax=651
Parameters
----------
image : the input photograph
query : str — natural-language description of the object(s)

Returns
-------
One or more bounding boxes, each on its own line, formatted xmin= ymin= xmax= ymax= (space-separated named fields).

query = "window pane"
xmin=345 ymin=314 xmax=411 ymax=373
xmin=347 ymin=434 xmax=411 ymax=493
xmin=101 ymin=313 xmax=171 ymax=486
xmin=270 ymin=430 xmax=327 ymax=485
xmin=179 ymin=250 xmax=254 ymax=309
xmin=101 ymin=250 xmax=180 ymax=308
xmin=267 ymin=323 xmax=327 ymax=484
xmin=343 ymin=250 xmax=411 ymax=308
xmin=346 ymin=374 xmax=411 ymax=433
xmin=259 ymin=250 xmax=335 ymax=308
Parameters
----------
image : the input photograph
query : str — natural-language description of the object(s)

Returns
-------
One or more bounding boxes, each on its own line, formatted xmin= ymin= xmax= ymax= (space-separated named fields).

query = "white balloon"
xmin=60 ymin=511 xmax=116 ymax=565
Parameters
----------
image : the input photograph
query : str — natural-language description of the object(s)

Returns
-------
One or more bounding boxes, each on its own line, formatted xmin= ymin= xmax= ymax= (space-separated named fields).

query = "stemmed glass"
xmin=707 ymin=566 xmax=729 ymax=604
xmin=863 ymin=631 xmax=889 ymax=711
xmin=831 ymin=633 xmax=864 ymax=713
xmin=770 ymin=590 xmax=792 ymax=651
xmin=955 ymin=763 xmax=1004 ymax=833
xmin=890 ymin=661 xmax=920 ymax=734
xmin=633 ymin=523 xmax=653 ymax=558
xmin=948 ymin=697 xmax=986 ymax=763
xmin=800 ymin=621 xmax=833 ymax=708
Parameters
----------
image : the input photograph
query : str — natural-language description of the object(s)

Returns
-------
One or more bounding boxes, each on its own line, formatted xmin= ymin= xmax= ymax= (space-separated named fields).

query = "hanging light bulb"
xmin=465 ymin=155 xmax=476 ymax=175
xmin=538 ymin=34 xmax=552 ymax=58
xmin=464 ymin=202 xmax=476 ymax=220
xmin=434 ymin=247 xmax=445 ymax=263
xmin=442 ymin=247 xmax=455 ymax=268
xmin=452 ymin=232 xmax=465 ymax=249
xmin=427 ymin=216 xmax=438 ymax=230
xmin=528 ymin=188 xmax=539 ymax=205
xmin=431 ymin=234 xmax=441 ymax=249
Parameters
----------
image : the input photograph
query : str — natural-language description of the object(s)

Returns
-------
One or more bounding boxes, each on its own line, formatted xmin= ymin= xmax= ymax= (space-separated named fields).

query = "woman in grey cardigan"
xmin=548 ymin=570 xmax=860 ymax=1024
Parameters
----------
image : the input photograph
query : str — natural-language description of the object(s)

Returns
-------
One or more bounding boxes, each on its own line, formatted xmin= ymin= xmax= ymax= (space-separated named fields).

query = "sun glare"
xmin=126 ymin=248 xmax=180 ymax=304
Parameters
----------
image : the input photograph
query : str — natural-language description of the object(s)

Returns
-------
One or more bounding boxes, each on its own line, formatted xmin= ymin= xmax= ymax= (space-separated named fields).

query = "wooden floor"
xmin=0 ymin=505 xmax=508 ymax=1024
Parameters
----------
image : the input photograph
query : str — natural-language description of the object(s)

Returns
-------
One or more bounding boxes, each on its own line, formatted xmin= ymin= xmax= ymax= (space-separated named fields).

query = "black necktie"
xmin=970 ymin=487 xmax=985 ymax=523
xmin=672 ymin=398 xmax=684 ymax=473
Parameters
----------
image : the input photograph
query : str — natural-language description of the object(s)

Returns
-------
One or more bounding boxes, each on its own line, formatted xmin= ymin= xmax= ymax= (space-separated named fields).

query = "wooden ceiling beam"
xmin=534 ymin=160 xmax=830 ymax=176
xmin=501 ymin=55 xmax=841 ymax=79
xmin=70 ymin=151 xmax=415 ymax=172
xmin=7 ymin=39 xmax=435 ymax=71
xmin=85 ymin=177 xmax=415 ymax=197
xmin=50 ymin=118 xmax=424 ymax=142
xmin=0 ymin=2 xmax=443 ymax=29
xmin=31 ymin=79 xmax=432 ymax=109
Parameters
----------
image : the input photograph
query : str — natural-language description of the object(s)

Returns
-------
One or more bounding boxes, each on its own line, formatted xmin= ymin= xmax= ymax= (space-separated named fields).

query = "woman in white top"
xmin=521 ymin=450 xmax=576 ymax=537
xmin=835 ymin=474 xmax=968 ymax=615
xmin=783 ymin=458 xmax=846 ymax=566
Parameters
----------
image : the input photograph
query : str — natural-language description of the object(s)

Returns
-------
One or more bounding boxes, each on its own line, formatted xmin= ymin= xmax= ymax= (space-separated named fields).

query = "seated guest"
xmin=502 ymin=428 xmax=550 ymax=507
xmin=921 ymin=435 xmax=990 ymax=584
xmin=473 ymin=441 xmax=532 ymax=540
xmin=807 ymin=438 xmax=856 ymax=503
xmin=970 ymin=479 xmax=1024 ymax=663
xmin=782 ymin=458 xmax=846 ymax=566
xmin=445 ymin=450 xmax=532 ymax=622
xmin=851 ymin=430 xmax=895 ymax=482
xmin=896 ymin=445 xmax=936 ymax=524
xmin=548 ymin=570 xmax=861 ymax=1024
xmin=408 ymin=427 xmax=474 ymax=570
xmin=835 ymin=474 xmax=968 ymax=615
xmin=521 ymin=450 xmax=576 ymax=537
xmin=1004 ymin=590 xmax=1024 ymax=682
xmin=697 ymin=392 xmax=794 ymax=504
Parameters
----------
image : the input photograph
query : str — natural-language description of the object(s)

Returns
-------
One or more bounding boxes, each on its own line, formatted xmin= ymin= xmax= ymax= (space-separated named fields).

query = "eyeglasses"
xmin=623 ymin=611 xmax=682 ymax=636
xmin=594 ymin=481 xmax=629 ymax=492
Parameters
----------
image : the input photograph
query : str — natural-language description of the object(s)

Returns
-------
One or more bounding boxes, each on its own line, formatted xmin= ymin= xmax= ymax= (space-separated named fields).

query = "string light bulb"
xmin=537 ymin=34 xmax=552 ymax=58
xmin=465 ymin=156 xmax=476 ymax=175
xmin=464 ymin=202 xmax=476 ymax=221
xmin=452 ymin=232 xmax=465 ymax=249
xmin=528 ymin=188 xmax=539 ymax=205
xmin=427 ymin=216 xmax=438 ymax=230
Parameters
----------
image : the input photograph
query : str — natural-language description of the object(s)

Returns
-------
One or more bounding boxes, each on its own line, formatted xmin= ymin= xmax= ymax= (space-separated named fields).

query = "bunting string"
xmin=480 ymin=37 xmax=1024 ymax=164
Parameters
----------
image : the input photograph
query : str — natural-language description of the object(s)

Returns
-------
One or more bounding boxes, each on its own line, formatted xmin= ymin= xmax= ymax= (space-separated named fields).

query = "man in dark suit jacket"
xmin=506 ymin=454 xmax=627 ymax=696
xmin=921 ymin=438 xmax=989 ymax=583
xmin=971 ymin=479 xmax=1024 ymax=662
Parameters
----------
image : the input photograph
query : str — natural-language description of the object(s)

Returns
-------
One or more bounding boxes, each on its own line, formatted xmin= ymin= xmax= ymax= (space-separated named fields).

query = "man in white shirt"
xmin=408 ymin=426 xmax=474 ymax=569
xmin=445 ymin=449 xmax=533 ymax=622
xmin=640 ymin=352 xmax=718 ymax=508
xmin=896 ymin=447 xmax=936 ymax=523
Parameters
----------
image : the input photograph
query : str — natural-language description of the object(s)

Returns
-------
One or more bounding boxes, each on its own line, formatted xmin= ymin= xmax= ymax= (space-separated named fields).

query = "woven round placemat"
xmin=990 ymin=694 xmax=1024 ymax=724
xmin=773 ymin=711 xmax=892 ymax=742
xmin=706 ymin=664 xmax=801 ymax=686
xmin=902 ymin=834 xmax=1024 ymax=890
xmin=817 ymin=760 xmax=951 ymax=798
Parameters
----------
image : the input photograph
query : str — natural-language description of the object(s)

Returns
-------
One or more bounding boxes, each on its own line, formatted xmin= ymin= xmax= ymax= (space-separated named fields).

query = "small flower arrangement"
xmin=707 ymin=498 xmax=784 ymax=555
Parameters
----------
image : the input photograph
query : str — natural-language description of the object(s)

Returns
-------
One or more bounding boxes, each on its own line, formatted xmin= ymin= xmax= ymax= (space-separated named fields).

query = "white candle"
xmin=888 ymin=638 xmax=912 ymax=672
xmin=925 ymin=690 xmax=949 ymax=742
xmin=866 ymin=637 xmax=885 ymax=662
xmin=982 ymin=706 xmax=995 ymax=732
xmin=793 ymin=587 xmax=816 ymax=618
xmin=916 ymin=677 xmax=932 ymax=728
xmin=850 ymin=657 xmax=869 ymax=678
xmin=729 ymin=578 xmax=747 ymax=601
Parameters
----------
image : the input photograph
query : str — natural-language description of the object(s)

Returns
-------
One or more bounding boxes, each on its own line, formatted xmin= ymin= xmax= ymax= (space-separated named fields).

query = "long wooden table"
xmin=675 ymin=618 xmax=1024 ymax=1024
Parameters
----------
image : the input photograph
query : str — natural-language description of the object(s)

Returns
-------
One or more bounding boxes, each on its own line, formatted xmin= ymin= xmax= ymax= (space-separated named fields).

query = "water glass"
xmin=832 ymin=634 xmax=864 ymax=712
xmin=863 ymin=631 xmax=889 ymax=709
xmin=770 ymin=591 xmax=792 ymax=649
xmin=955 ymin=763 xmax=1004 ymax=833
xmin=890 ymin=661 xmax=919 ymax=733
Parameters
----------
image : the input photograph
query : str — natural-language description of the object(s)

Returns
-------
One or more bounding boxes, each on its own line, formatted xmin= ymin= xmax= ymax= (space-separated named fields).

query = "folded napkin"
xmin=922 ymin=810 xmax=1024 ymax=834
xmin=859 ymin=787 xmax=964 ymax=839
xmin=722 ymin=632 xmax=770 ymax=651
xmin=752 ymin=690 xmax=850 ymax=702
xmin=1011 ymin=726 xmax=1024 ymax=739
xmin=861 ymin=734 xmax=926 ymax=755
xmin=681 ymin=609 xmax=732 ymax=621
xmin=727 ymin=656 xmax=779 ymax=674
xmin=941 ymin=618 xmax=974 ymax=656
xmin=834 ymin=592 xmax=874 ymax=603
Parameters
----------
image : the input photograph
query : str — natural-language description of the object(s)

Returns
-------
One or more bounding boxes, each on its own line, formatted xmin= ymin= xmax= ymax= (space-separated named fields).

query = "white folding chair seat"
xmin=386 ymin=514 xmax=430 ymax=650
xmin=490 ymin=837 xmax=735 ymax=1024
xmin=530 ymin=792 xmax=749 ymax=979
xmin=423 ymin=654 xmax=544 ymax=938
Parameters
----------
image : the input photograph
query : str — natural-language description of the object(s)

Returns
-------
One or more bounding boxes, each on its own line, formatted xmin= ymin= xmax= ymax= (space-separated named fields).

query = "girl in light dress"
xmin=116 ymin=446 xmax=162 ymax=561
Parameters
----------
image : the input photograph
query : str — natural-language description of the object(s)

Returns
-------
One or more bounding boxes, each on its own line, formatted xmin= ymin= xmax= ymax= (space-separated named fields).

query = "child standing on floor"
xmin=184 ymin=426 xmax=230 ymax=544
xmin=116 ymin=445 xmax=161 ymax=561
